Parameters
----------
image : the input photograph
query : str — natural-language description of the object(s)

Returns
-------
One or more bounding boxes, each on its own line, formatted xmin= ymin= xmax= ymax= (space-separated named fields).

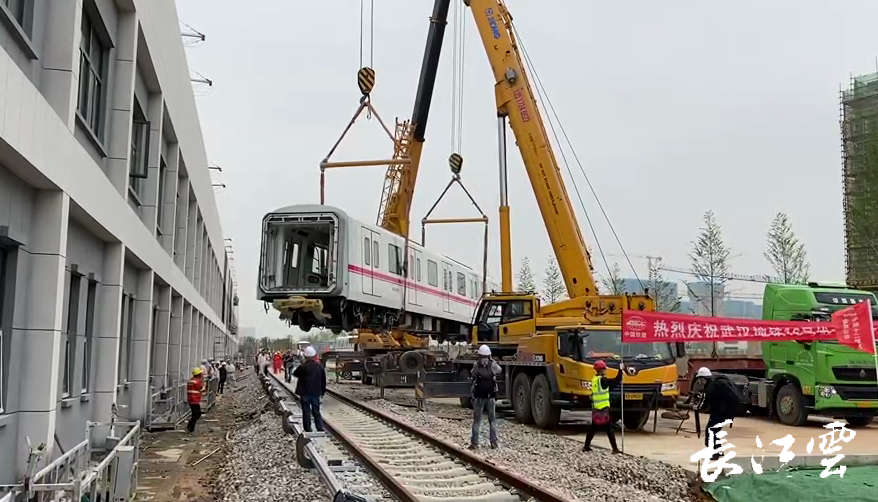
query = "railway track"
xmin=263 ymin=371 xmax=568 ymax=502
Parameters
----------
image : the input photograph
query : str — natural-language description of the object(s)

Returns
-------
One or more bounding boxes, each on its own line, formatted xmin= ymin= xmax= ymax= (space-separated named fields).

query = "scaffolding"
xmin=840 ymin=72 xmax=878 ymax=292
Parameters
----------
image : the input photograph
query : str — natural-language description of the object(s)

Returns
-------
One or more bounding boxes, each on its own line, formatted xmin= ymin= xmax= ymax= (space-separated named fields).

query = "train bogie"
xmin=258 ymin=204 xmax=497 ymax=337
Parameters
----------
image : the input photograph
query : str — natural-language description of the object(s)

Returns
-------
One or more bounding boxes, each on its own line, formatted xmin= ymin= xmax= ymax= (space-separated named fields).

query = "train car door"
xmin=361 ymin=228 xmax=379 ymax=296
xmin=409 ymin=249 xmax=422 ymax=306
xmin=441 ymin=262 xmax=453 ymax=313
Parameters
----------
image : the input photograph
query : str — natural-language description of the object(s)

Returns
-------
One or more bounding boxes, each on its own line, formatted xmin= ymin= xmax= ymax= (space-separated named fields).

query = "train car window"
xmin=427 ymin=260 xmax=438 ymax=286
xmin=372 ymin=241 xmax=379 ymax=268
xmin=457 ymin=272 xmax=466 ymax=296
xmin=443 ymin=269 xmax=448 ymax=290
xmin=363 ymin=237 xmax=371 ymax=266
xmin=416 ymin=258 xmax=422 ymax=281
xmin=388 ymin=244 xmax=399 ymax=275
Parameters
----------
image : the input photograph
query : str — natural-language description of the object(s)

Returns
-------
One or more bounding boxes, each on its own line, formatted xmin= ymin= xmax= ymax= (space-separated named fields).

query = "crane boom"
xmin=378 ymin=0 xmax=451 ymax=238
xmin=466 ymin=0 xmax=597 ymax=298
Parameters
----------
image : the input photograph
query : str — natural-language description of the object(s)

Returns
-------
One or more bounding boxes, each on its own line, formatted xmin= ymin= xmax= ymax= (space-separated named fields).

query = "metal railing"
xmin=145 ymin=375 xmax=221 ymax=430
xmin=0 ymin=420 xmax=141 ymax=502
xmin=145 ymin=381 xmax=189 ymax=430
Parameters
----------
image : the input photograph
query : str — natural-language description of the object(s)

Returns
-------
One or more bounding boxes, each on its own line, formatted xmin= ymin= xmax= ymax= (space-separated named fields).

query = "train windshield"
xmin=579 ymin=329 xmax=674 ymax=363
xmin=259 ymin=212 xmax=338 ymax=297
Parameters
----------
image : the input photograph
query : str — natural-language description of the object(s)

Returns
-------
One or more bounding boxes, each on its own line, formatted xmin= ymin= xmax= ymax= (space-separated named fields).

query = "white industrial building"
xmin=0 ymin=0 xmax=238 ymax=488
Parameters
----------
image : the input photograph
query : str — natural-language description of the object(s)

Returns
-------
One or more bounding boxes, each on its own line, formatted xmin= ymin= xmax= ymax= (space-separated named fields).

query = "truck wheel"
xmin=775 ymin=383 xmax=808 ymax=426
xmin=458 ymin=367 xmax=473 ymax=409
xmin=845 ymin=415 xmax=874 ymax=428
xmin=341 ymin=371 xmax=353 ymax=380
xmin=530 ymin=374 xmax=561 ymax=428
xmin=512 ymin=373 xmax=534 ymax=424
xmin=620 ymin=409 xmax=650 ymax=431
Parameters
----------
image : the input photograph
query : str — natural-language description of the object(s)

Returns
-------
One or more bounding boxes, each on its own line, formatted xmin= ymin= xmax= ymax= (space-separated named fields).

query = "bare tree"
xmin=689 ymin=210 xmax=731 ymax=316
xmin=542 ymin=256 xmax=566 ymax=303
xmin=764 ymin=212 xmax=810 ymax=284
xmin=646 ymin=259 xmax=681 ymax=312
xmin=517 ymin=257 xmax=537 ymax=294
xmin=601 ymin=262 xmax=626 ymax=295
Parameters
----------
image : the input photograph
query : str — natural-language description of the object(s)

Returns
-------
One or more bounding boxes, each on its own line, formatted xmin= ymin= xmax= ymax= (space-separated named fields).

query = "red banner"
xmin=621 ymin=310 xmax=837 ymax=343
xmin=832 ymin=301 xmax=877 ymax=355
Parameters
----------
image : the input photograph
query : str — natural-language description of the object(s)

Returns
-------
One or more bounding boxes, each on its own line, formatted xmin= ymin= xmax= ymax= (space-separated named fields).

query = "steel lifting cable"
xmin=358 ymin=0 xmax=375 ymax=68
xmin=513 ymin=24 xmax=645 ymax=291
xmin=449 ymin=2 xmax=467 ymax=154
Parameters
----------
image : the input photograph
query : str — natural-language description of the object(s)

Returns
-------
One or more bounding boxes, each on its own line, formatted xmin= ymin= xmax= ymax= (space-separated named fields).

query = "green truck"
xmin=723 ymin=282 xmax=878 ymax=427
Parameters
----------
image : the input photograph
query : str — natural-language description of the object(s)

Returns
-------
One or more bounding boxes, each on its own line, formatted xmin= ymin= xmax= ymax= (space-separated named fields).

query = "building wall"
xmin=0 ymin=0 xmax=238 ymax=483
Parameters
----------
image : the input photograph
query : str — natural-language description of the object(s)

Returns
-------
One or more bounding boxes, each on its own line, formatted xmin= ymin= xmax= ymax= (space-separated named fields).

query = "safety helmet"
xmin=304 ymin=346 xmax=317 ymax=358
xmin=593 ymin=360 xmax=607 ymax=371
xmin=478 ymin=344 xmax=491 ymax=356
xmin=696 ymin=367 xmax=712 ymax=378
xmin=192 ymin=367 xmax=203 ymax=376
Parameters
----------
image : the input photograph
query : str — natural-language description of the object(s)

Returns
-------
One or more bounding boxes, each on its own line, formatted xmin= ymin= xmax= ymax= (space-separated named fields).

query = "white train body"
xmin=258 ymin=204 xmax=498 ymax=337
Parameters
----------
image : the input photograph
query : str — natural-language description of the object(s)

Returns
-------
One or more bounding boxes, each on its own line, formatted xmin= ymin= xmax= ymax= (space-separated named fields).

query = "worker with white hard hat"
xmin=469 ymin=344 xmax=502 ymax=450
xmin=696 ymin=367 xmax=712 ymax=378
xmin=293 ymin=345 xmax=326 ymax=432
xmin=693 ymin=366 xmax=738 ymax=460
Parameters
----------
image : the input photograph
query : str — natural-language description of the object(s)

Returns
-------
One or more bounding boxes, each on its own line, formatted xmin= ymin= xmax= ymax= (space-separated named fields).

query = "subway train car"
xmin=258 ymin=204 xmax=498 ymax=339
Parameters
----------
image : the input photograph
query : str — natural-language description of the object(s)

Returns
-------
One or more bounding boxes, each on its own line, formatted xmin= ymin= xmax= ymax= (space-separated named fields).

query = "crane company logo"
xmin=485 ymin=8 xmax=501 ymax=39
xmin=624 ymin=315 xmax=648 ymax=340
xmin=626 ymin=365 xmax=638 ymax=376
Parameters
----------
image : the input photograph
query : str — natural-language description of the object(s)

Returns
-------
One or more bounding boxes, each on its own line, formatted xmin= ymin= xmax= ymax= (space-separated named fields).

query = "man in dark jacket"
xmin=283 ymin=351 xmax=294 ymax=383
xmin=469 ymin=344 xmax=502 ymax=450
xmin=697 ymin=367 xmax=740 ymax=459
xmin=293 ymin=346 xmax=326 ymax=432
xmin=217 ymin=361 xmax=228 ymax=394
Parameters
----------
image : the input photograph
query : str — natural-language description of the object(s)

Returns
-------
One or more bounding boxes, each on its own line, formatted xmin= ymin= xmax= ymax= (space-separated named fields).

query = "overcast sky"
xmin=175 ymin=0 xmax=878 ymax=339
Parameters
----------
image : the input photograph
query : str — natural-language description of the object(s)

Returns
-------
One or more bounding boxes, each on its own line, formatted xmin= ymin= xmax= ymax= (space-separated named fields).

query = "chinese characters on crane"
xmin=690 ymin=421 xmax=857 ymax=482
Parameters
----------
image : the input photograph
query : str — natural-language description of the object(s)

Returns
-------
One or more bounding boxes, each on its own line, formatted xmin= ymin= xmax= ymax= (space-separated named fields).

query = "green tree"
xmin=516 ymin=257 xmax=536 ymax=294
xmin=689 ymin=210 xmax=731 ymax=316
xmin=764 ymin=212 xmax=810 ymax=284
xmin=542 ymin=256 xmax=566 ymax=303
xmin=600 ymin=262 xmax=626 ymax=295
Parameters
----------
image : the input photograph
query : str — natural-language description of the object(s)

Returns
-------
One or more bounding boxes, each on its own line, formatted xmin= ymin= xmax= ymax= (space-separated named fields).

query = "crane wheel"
xmin=530 ymin=374 xmax=560 ymax=428
xmin=512 ymin=373 xmax=534 ymax=424
xmin=399 ymin=351 xmax=425 ymax=374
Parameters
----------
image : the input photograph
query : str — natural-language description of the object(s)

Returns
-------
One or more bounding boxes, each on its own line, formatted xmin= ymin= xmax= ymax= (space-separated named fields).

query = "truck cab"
xmin=761 ymin=282 xmax=878 ymax=427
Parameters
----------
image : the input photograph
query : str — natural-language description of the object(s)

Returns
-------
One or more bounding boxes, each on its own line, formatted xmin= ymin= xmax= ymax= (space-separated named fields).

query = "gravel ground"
xmin=330 ymin=381 xmax=696 ymax=502
xmin=213 ymin=370 xmax=330 ymax=502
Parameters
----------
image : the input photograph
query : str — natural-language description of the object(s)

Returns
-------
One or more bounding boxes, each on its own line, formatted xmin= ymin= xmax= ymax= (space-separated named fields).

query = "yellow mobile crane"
xmin=423 ymin=0 xmax=682 ymax=430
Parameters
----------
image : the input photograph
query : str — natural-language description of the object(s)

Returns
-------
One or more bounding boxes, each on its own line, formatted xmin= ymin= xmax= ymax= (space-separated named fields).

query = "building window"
xmin=156 ymin=158 xmax=167 ymax=235
xmin=82 ymin=278 xmax=97 ymax=392
xmin=457 ymin=272 xmax=466 ymax=296
xmin=77 ymin=10 xmax=109 ymax=141
xmin=388 ymin=244 xmax=402 ymax=275
xmin=129 ymin=101 xmax=150 ymax=199
xmin=1 ymin=0 xmax=34 ymax=38
xmin=63 ymin=270 xmax=83 ymax=397
xmin=118 ymin=293 xmax=135 ymax=382
xmin=0 ymin=246 xmax=8 ymax=412
xmin=428 ymin=260 xmax=438 ymax=287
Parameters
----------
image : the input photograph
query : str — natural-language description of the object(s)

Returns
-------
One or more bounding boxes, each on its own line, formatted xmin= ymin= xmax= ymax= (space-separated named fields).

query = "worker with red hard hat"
xmin=582 ymin=359 xmax=625 ymax=453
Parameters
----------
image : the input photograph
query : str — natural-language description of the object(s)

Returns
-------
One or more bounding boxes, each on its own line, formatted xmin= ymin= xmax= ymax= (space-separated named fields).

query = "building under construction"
xmin=841 ymin=72 xmax=878 ymax=293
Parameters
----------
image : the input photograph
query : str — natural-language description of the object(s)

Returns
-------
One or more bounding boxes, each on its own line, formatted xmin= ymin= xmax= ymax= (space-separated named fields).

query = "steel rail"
xmin=325 ymin=388 xmax=570 ymax=502
xmin=264 ymin=372 xmax=421 ymax=502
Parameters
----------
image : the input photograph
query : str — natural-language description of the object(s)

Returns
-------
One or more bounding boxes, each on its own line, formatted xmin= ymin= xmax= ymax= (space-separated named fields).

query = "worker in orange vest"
xmin=186 ymin=367 xmax=206 ymax=434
